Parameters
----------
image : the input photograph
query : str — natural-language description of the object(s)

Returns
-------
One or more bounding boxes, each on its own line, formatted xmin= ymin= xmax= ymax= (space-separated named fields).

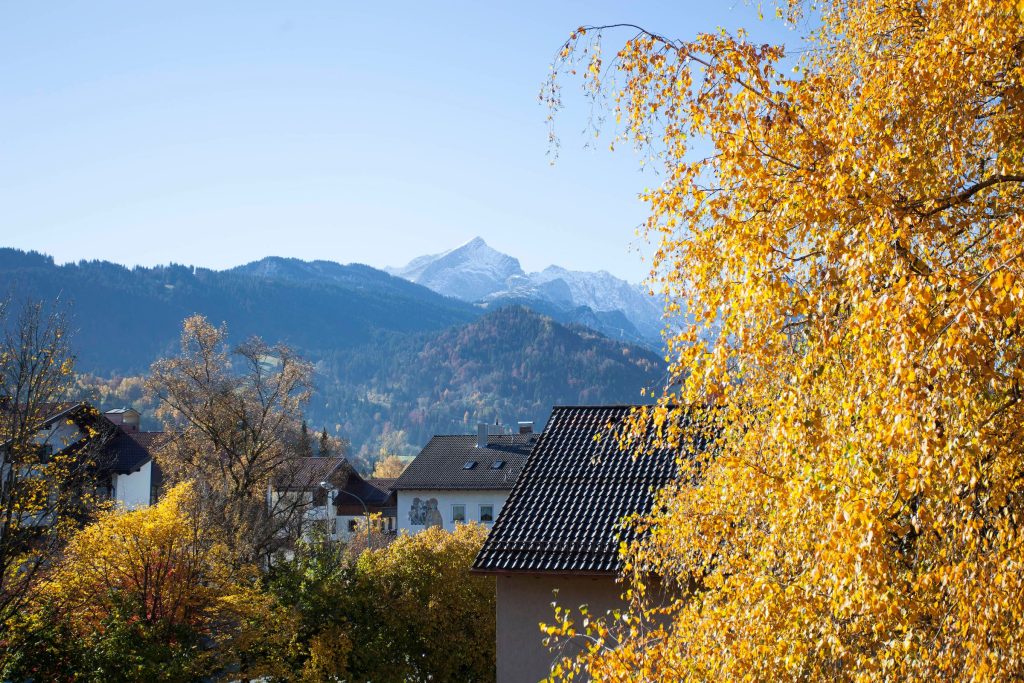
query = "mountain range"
xmin=388 ymin=237 xmax=665 ymax=347
xmin=0 ymin=246 xmax=666 ymax=466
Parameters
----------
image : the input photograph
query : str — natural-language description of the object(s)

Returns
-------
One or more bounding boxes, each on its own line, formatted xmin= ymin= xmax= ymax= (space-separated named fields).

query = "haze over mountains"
xmin=0 ymin=246 xmax=666 ymax=466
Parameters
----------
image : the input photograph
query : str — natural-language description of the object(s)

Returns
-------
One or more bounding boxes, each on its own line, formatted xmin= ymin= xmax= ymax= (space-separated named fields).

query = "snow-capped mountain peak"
xmin=387 ymin=237 xmax=524 ymax=302
xmin=388 ymin=238 xmax=666 ymax=348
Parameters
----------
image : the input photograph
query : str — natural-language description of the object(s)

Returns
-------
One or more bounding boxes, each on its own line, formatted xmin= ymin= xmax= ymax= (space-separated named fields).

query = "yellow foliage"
xmin=547 ymin=1 xmax=1024 ymax=680
xmin=372 ymin=454 xmax=411 ymax=478
xmin=300 ymin=624 xmax=352 ymax=682
xmin=42 ymin=483 xmax=274 ymax=654
xmin=355 ymin=524 xmax=496 ymax=681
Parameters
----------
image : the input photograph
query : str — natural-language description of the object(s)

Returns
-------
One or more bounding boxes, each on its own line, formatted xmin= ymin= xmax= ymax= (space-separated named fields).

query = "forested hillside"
xmin=0 ymin=249 xmax=477 ymax=373
xmin=314 ymin=306 xmax=663 ymax=461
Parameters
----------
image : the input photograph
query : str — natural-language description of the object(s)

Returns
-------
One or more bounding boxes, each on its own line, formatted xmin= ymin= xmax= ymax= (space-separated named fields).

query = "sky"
xmin=0 ymin=1 xmax=802 ymax=283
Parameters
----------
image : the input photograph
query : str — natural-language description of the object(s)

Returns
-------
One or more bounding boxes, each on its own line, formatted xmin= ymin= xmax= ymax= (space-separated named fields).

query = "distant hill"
xmin=388 ymin=237 xmax=667 ymax=347
xmin=1 ymin=249 xmax=664 ymax=463
xmin=314 ymin=305 xmax=663 ymax=459
xmin=0 ymin=249 xmax=476 ymax=373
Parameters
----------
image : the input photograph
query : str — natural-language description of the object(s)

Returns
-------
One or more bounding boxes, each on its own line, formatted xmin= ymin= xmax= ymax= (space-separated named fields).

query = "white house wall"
xmin=336 ymin=513 xmax=395 ymax=541
xmin=113 ymin=460 xmax=152 ymax=509
xmin=397 ymin=489 xmax=508 ymax=534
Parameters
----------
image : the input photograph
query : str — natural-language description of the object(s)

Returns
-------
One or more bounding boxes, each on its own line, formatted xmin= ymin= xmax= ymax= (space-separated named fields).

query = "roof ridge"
xmin=549 ymin=404 xmax=650 ymax=409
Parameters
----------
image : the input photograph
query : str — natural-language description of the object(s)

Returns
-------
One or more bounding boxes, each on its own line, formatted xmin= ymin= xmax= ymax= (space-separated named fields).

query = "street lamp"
xmin=322 ymin=481 xmax=371 ymax=549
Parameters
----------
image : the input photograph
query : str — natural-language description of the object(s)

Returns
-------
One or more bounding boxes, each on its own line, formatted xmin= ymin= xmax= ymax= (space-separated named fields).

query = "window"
xmin=452 ymin=504 xmax=466 ymax=524
xmin=462 ymin=460 xmax=477 ymax=470
xmin=490 ymin=460 xmax=505 ymax=469
xmin=348 ymin=519 xmax=359 ymax=532
xmin=480 ymin=504 xmax=494 ymax=523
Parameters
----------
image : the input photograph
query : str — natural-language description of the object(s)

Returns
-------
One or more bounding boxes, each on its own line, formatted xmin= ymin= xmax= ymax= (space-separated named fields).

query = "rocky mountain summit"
xmin=389 ymin=237 xmax=665 ymax=348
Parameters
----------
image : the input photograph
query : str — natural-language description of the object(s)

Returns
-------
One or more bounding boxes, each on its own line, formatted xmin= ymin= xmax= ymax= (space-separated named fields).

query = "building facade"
xmin=394 ymin=423 xmax=536 ymax=535
xmin=333 ymin=475 xmax=396 ymax=540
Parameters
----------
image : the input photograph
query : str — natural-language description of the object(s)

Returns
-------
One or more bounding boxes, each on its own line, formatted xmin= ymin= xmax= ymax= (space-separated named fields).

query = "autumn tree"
xmin=371 ymin=454 xmax=409 ymax=479
xmin=147 ymin=315 xmax=315 ymax=565
xmin=299 ymin=420 xmax=312 ymax=457
xmin=0 ymin=299 xmax=112 ymax=636
xmin=352 ymin=524 xmax=496 ymax=682
xmin=3 ymin=482 xmax=290 ymax=681
xmin=264 ymin=532 xmax=355 ymax=682
xmin=545 ymin=1 xmax=1024 ymax=680
xmin=267 ymin=524 xmax=495 ymax=682
xmin=316 ymin=425 xmax=349 ymax=460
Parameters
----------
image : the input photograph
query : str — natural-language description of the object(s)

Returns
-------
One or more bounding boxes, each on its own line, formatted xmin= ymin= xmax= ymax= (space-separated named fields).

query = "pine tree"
xmin=299 ymin=420 xmax=313 ymax=458
xmin=319 ymin=427 xmax=331 ymax=458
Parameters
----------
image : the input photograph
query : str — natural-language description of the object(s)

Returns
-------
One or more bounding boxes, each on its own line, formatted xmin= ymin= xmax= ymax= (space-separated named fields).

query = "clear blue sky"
xmin=0 ymin=1 xmax=801 ymax=283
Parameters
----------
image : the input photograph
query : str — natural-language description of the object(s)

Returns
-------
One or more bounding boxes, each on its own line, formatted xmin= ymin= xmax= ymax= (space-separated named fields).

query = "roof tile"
xmin=473 ymin=405 xmax=689 ymax=575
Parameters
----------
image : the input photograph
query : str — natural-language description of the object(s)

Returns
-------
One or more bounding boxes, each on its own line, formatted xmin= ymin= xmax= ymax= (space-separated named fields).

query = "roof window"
xmin=490 ymin=460 xmax=506 ymax=469
xmin=462 ymin=460 xmax=478 ymax=470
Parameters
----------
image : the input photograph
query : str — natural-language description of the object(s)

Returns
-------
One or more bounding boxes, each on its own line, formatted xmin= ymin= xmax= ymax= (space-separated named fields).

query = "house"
xmin=1 ymin=402 xmax=164 ymax=515
xmin=394 ymin=422 xmax=537 ymax=534
xmin=99 ymin=407 xmax=164 ymax=509
xmin=333 ymin=475 xmax=397 ymax=540
xmin=473 ymin=405 xmax=685 ymax=683
xmin=270 ymin=456 xmax=352 ymax=543
xmin=270 ymin=456 xmax=397 ymax=543
xmin=1 ymin=401 xmax=104 ymax=465
xmin=1 ymin=402 xmax=104 ymax=527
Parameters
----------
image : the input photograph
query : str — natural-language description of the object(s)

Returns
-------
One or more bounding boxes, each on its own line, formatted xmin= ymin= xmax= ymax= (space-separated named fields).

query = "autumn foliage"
xmin=4 ymin=483 xmax=286 ymax=681
xmin=266 ymin=523 xmax=495 ymax=682
xmin=147 ymin=315 xmax=316 ymax=564
xmin=546 ymin=0 xmax=1024 ymax=680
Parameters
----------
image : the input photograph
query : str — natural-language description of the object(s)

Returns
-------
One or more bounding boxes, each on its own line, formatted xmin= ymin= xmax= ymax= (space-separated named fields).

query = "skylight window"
xmin=490 ymin=460 xmax=506 ymax=470
xmin=462 ymin=460 xmax=478 ymax=470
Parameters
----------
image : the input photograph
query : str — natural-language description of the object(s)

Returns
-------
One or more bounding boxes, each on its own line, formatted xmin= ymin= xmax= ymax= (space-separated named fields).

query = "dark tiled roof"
xmin=274 ymin=456 xmax=349 ymax=489
xmin=393 ymin=433 xmax=536 ymax=491
xmin=335 ymin=474 xmax=395 ymax=510
xmin=101 ymin=430 xmax=165 ymax=474
xmin=35 ymin=402 xmax=88 ymax=423
xmin=366 ymin=477 xmax=397 ymax=492
xmin=473 ymin=405 xmax=686 ymax=575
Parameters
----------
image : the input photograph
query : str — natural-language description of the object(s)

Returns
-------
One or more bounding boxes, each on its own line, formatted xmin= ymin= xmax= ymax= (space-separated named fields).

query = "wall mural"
xmin=409 ymin=497 xmax=443 ymax=527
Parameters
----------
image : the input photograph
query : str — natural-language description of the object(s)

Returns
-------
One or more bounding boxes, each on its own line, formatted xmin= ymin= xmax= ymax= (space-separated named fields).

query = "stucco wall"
xmin=396 ymin=489 xmax=508 ymax=534
xmin=496 ymin=573 xmax=624 ymax=683
xmin=114 ymin=460 xmax=152 ymax=509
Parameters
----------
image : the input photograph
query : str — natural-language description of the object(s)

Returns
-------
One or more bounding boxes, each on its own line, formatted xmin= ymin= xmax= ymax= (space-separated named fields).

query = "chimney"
xmin=518 ymin=421 xmax=534 ymax=435
xmin=105 ymin=408 xmax=140 ymax=432
xmin=477 ymin=422 xmax=502 ymax=448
